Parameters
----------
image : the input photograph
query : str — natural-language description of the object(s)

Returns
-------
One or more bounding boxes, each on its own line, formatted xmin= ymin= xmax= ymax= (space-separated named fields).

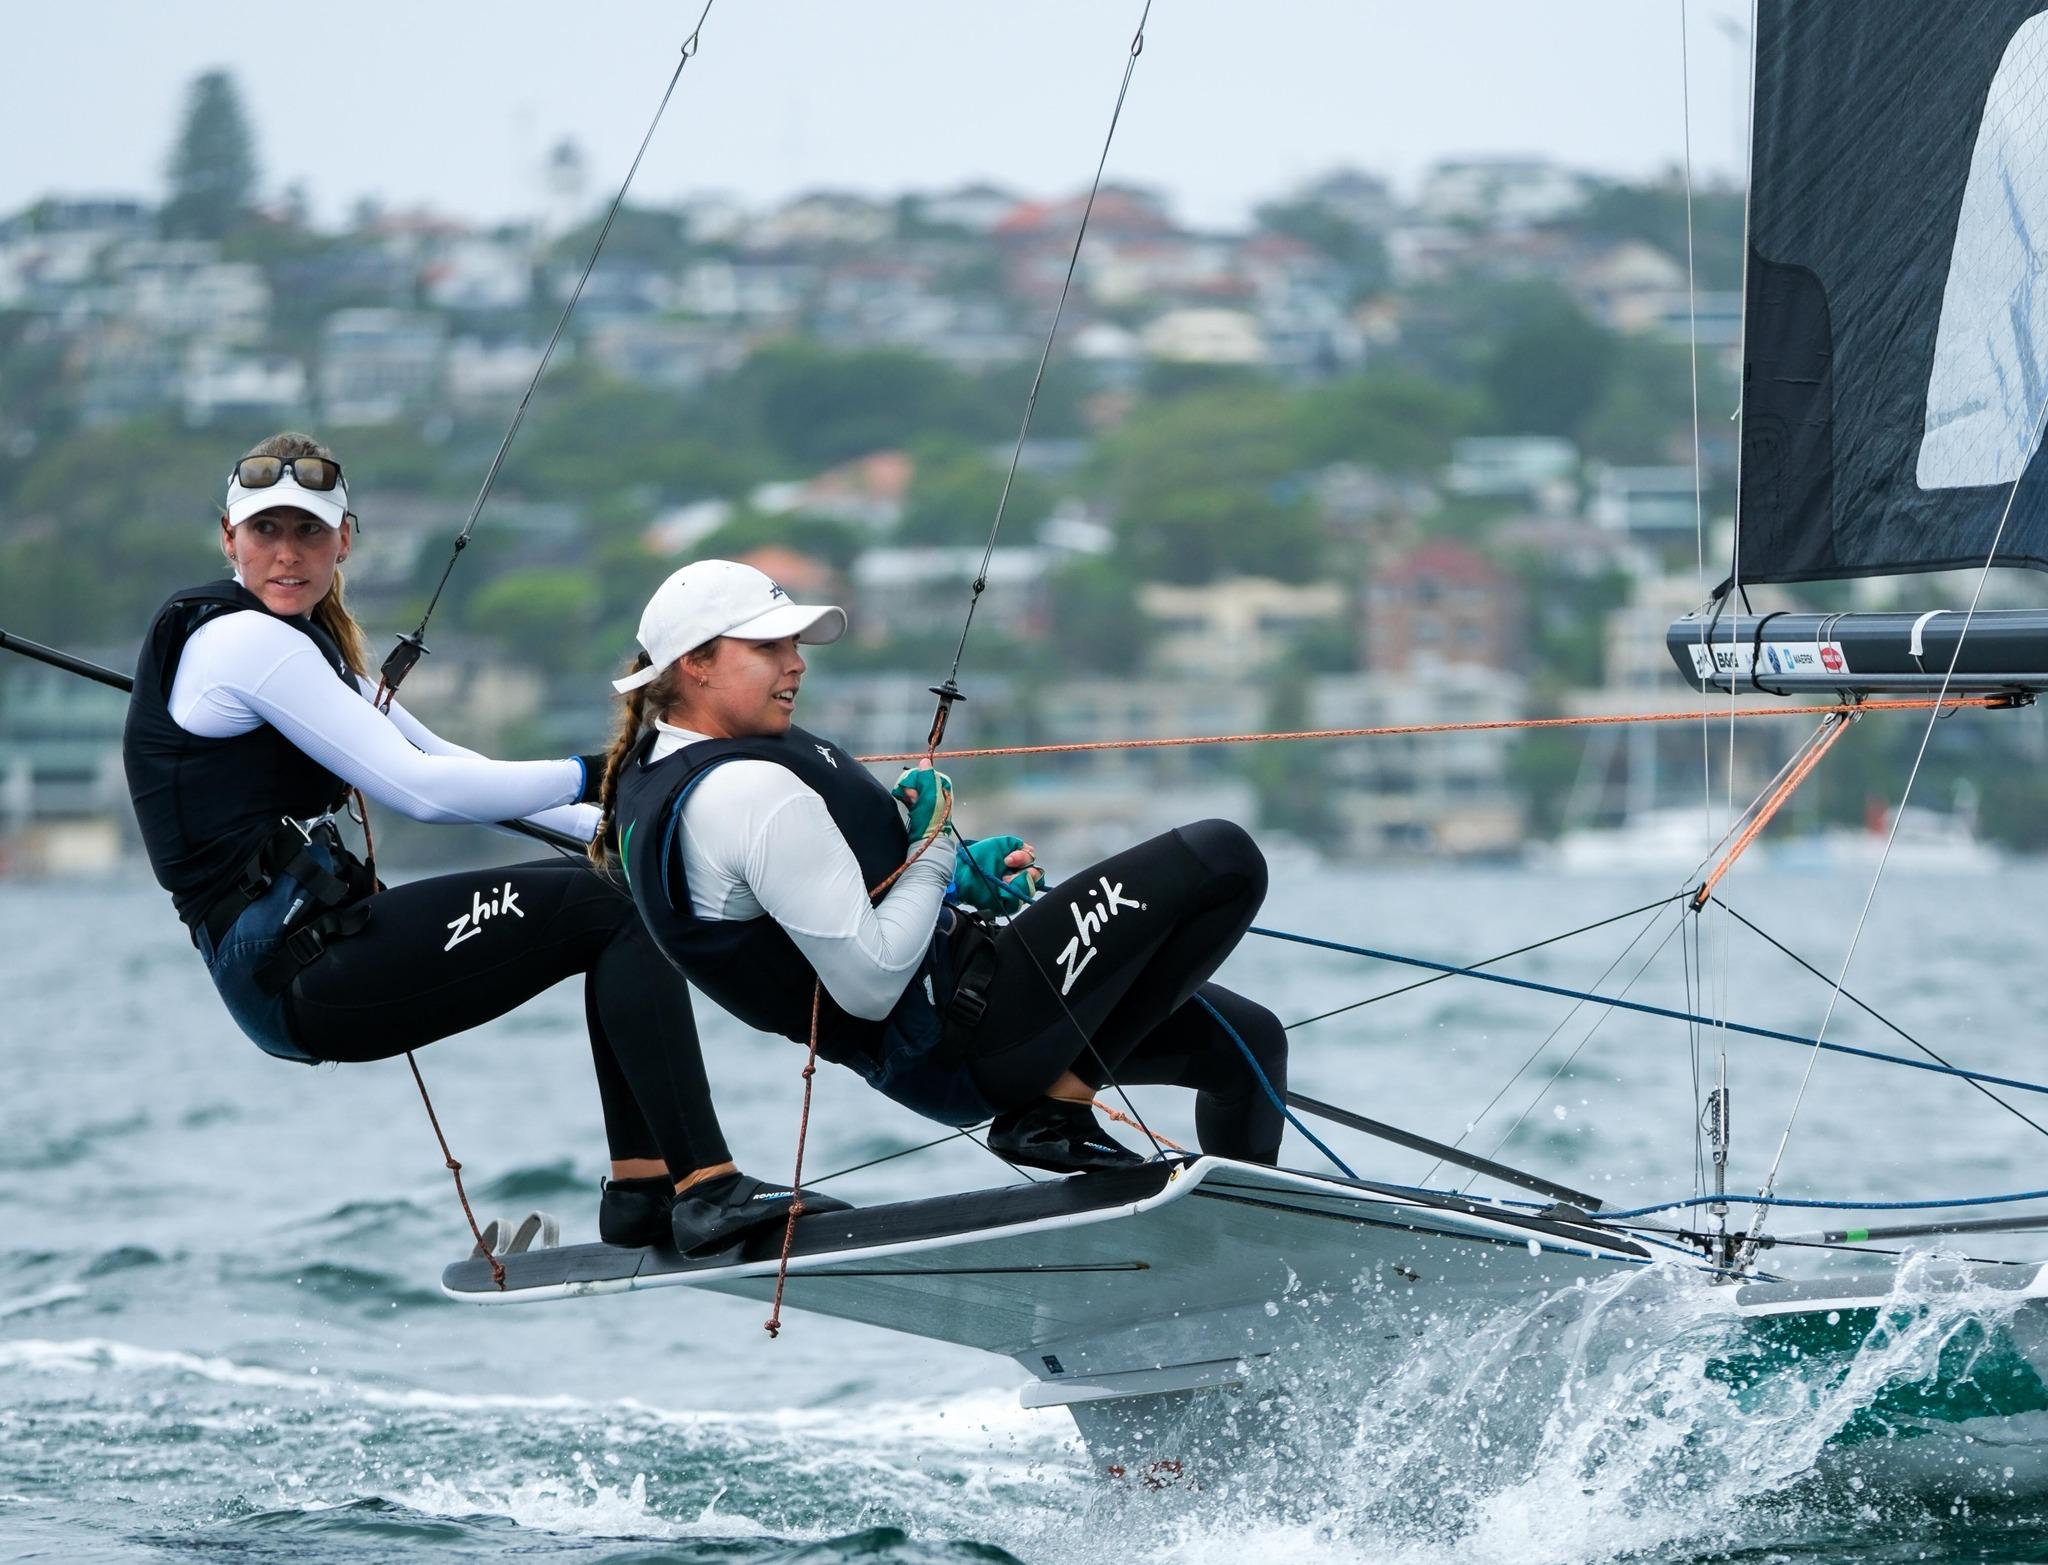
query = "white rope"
xmin=1680 ymin=0 xmax=1712 ymax=1203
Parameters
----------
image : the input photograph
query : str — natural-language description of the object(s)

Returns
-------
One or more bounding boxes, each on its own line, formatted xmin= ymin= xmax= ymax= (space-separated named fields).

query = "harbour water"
xmin=6 ymin=856 xmax=2048 ymax=1563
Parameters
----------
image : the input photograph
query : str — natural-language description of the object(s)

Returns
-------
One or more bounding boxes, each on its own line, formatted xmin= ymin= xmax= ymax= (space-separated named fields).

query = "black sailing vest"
xmin=123 ymin=579 xmax=355 ymax=926
xmin=615 ymin=724 xmax=993 ymax=1126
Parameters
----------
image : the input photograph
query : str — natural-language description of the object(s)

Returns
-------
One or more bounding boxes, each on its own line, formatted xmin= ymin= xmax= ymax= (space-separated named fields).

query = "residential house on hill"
xmin=318 ymin=308 xmax=445 ymax=425
xmin=756 ymin=450 xmax=913 ymax=532
xmin=732 ymin=545 xmax=841 ymax=602
xmin=1365 ymin=539 xmax=1521 ymax=675
xmin=1139 ymin=577 xmax=1348 ymax=676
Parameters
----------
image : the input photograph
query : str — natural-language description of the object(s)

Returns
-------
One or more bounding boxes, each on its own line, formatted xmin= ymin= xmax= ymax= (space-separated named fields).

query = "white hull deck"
xmin=444 ymin=1159 xmax=2048 ymax=1479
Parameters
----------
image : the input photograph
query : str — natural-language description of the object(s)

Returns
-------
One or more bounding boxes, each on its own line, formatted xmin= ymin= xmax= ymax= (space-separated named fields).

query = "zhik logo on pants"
xmin=445 ymin=882 xmax=524 ymax=951
xmin=1055 ymin=875 xmax=1145 ymax=994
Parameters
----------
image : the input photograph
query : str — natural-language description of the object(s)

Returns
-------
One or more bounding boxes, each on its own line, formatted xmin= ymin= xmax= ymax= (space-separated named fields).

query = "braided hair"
xmin=589 ymin=650 xmax=684 ymax=866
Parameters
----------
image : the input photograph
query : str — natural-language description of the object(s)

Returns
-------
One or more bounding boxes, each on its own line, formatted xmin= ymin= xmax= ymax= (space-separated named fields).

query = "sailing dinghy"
xmin=447 ymin=1 xmax=2048 ymax=1484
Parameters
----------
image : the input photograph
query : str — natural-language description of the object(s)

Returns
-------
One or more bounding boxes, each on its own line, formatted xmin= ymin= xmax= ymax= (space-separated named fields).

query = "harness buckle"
xmin=281 ymin=922 xmax=328 ymax=966
xmin=947 ymin=986 xmax=988 ymax=1031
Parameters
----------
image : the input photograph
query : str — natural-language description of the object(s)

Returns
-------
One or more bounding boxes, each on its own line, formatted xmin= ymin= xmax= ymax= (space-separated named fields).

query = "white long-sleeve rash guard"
xmin=168 ymin=608 xmax=599 ymax=840
xmin=650 ymin=718 xmax=955 ymax=1022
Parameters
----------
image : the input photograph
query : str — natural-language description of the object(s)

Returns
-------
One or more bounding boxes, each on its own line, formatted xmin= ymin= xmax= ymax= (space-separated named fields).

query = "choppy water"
xmin=7 ymin=857 xmax=2048 ymax=1563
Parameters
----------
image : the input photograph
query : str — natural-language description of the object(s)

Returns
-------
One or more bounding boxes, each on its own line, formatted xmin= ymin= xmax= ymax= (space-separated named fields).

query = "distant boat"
xmin=1774 ymin=796 xmax=2005 ymax=875
xmin=1533 ymin=805 xmax=1767 ymax=878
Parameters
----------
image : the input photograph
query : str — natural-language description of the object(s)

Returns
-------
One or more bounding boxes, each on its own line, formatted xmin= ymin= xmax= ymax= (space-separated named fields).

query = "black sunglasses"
xmin=234 ymin=455 xmax=346 ymax=492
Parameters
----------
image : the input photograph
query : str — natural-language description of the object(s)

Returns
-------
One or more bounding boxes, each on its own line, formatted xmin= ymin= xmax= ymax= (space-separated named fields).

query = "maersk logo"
xmin=1055 ymin=875 xmax=1145 ymax=995
xmin=445 ymin=881 xmax=525 ymax=951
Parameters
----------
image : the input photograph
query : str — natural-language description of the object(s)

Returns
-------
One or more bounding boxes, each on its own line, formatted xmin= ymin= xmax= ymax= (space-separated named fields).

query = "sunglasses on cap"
xmin=233 ymin=455 xmax=346 ymax=492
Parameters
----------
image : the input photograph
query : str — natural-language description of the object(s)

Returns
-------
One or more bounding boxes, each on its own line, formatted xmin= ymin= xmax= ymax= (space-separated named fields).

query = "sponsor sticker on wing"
xmin=1689 ymin=641 xmax=1852 ymax=679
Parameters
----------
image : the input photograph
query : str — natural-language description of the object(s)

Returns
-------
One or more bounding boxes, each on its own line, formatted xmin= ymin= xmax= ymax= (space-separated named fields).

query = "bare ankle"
xmin=1045 ymin=1070 xmax=1095 ymax=1104
xmin=673 ymin=1161 xmax=738 ymax=1196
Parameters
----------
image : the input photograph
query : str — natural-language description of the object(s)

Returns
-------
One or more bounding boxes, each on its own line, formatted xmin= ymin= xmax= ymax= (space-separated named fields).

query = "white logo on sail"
xmin=1919 ymin=13 xmax=2048 ymax=490
xmin=1055 ymin=876 xmax=1145 ymax=995
xmin=445 ymin=881 xmax=524 ymax=951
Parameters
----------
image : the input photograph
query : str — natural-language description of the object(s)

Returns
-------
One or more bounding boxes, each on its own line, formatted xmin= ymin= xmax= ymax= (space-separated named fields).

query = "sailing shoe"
xmin=669 ymin=1172 xmax=853 ymax=1256
xmin=598 ymin=1175 xmax=673 ymax=1249
xmin=989 ymin=1097 xmax=1147 ymax=1175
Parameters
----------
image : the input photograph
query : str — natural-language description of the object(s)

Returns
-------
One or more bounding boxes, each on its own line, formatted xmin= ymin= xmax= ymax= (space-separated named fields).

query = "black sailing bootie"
xmin=989 ymin=1097 xmax=1147 ymax=1175
xmin=669 ymin=1172 xmax=854 ymax=1256
xmin=598 ymin=1175 xmax=674 ymax=1249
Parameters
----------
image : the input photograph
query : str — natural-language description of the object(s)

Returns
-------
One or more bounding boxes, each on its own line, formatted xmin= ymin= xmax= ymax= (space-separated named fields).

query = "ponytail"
xmin=313 ymin=565 xmax=369 ymax=680
xmin=590 ymin=651 xmax=682 ymax=866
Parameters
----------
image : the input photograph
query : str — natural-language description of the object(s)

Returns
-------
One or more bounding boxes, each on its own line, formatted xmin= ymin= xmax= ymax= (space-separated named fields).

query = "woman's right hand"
xmin=891 ymin=766 xmax=954 ymax=844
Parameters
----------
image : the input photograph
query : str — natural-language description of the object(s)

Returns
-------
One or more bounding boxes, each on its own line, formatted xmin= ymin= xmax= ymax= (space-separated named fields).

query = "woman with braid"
xmin=593 ymin=559 xmax=1291 ymax=1225
xmin=122 ymin=432 xmax=777 ymax=1253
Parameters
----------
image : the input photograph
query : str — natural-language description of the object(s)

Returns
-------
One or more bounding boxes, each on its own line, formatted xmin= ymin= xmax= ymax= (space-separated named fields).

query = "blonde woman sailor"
xmin=122 ymin=433 xmax=751 ymax=1250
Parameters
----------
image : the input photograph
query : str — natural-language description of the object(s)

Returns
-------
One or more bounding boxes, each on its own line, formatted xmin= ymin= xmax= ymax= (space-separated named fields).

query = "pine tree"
xmin=161 ymin=70 xmax=257 ymax=239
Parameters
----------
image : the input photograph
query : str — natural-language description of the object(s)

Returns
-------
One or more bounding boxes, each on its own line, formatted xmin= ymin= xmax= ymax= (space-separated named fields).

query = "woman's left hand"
xmin=955 ymin=835 xmax=1043 ymax=914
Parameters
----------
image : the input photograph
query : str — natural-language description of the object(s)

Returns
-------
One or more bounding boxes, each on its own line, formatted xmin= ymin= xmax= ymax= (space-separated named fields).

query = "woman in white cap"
xmin=593 ymin=559 xmax=1289 ymax=1247
xmin=122 ymin=431 xmax=737 ymax=1250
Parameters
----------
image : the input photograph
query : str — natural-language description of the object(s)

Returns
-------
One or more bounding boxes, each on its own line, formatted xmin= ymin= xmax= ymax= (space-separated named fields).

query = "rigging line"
xmin=1414 ymin=724 xmax=1815 ymax=1187
xmin=855 ymin=697 xmax=2003 ymax=765
xmin=805 ymin=1123 xmax=985 ymax=1186
xmin=1684 ymin=901 xmax=1704 ymax=1203
xmin=1417 ymin=899 xmax=1685 ymax=1187
xmin=1720 ymin=0 xmax=1762 ymax=1076
xmin=1282 ymin=891 xmax=1687 ymax=1032
xmin=1244 ymin=924 xmax=2048 ymax=1099
xmin=1714 ymin=898 xmax=2048 ymax=1145
xmin=1466 ymin=911 xmax=1692 ymax=1188
xmin=1195 ymin=993 xmax=1355 ymax=1180
xmin=1680 ymin=0 xmax=1712 ymax=857
xmin=1745 ymin=385 xmax=2048 ymax=1248
xmin=1606 ymin=1188 xmax=2048 ymax=1221
xmin=1008 ymin=929 xmax=1169 ymax=1161
xmin=938 ymin=0 xmax=1152 ymax=706
xmin=377 ymin=2 xmax=717 ymax=705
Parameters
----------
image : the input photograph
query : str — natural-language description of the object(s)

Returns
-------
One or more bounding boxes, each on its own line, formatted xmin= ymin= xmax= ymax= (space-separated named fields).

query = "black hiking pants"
xmin=286 ymin=856 xmax=730 ymax=1178
xmin=960 ymin=820 xmax=1287 ymax=1162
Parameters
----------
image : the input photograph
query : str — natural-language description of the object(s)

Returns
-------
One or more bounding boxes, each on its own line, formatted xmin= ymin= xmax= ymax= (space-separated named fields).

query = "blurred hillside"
xmin=4 ymin=69 xmax=2042 ymax=870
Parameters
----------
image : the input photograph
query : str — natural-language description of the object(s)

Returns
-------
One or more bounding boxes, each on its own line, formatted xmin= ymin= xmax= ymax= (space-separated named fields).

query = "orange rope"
xmin=765 ymin=784 xmax=955 ymax=1338
xmin=856 ymin=696 xmax=2010 ymax=765
xmin=1096 ymin=1100 xmax=1185 ymax=1152
xmin=1692 ymin=711 xmax=1857 ymax=908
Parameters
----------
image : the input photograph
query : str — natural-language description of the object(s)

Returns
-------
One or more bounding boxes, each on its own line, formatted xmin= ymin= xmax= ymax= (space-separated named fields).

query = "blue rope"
xmin=1599 ymin=1189 xmax=2048 ymax=1221
xmin=1247 ymin=925 xmax=2048 ymax=1100
xmin=1193 ymin=993 xmax=1358 ymax=1179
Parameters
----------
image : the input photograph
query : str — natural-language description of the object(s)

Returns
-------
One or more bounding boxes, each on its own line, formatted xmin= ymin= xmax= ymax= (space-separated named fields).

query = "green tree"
xmin=1095 ymin=386 xmax=1326 ymax=584
xmin=897 ymin=438 xmax=1052 ymax=546
xmin=1042 ymin=556 xmax=1143 ymax=674
xmin=1577 ymin=334 xmax=1737 ymax=464
xmin=466 ymin=567 xmax=601 ymax=652
xmin=1253 ymin=199 xmax=1391 ymax=296
xmin=1482 ymin=288 xmax=1616 ymax=436
xmin=1 ymin=418 xmax=224 ymax=641
xmin=1578 ymin=179 xmax=1746 ymax=292
xmin=162 ymin=70 xmax=258 ymax=240
xmin=1295 ymin=369 xmax=1482 ymax=475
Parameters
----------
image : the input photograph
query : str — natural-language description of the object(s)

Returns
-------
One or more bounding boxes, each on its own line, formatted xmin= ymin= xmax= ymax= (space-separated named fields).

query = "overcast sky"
xmin=5 ymin=2 xmax=1752 ymax=231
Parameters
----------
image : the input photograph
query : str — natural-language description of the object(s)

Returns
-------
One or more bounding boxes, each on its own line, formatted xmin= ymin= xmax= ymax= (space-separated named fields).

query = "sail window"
xmin=1919 ymin=13 xmax=2048 ymax=492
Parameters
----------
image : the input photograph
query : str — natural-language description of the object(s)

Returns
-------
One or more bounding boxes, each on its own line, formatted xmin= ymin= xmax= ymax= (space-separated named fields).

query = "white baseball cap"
xmin=613 ymin=559 xmax=847 ymax=693
xmin=224 ymin=463 xmax=350 ymax=530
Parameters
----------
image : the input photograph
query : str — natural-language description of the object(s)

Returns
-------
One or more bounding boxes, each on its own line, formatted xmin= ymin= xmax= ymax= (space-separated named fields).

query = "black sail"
xmin=1736 ymin=1 xmax=2048 ymax=586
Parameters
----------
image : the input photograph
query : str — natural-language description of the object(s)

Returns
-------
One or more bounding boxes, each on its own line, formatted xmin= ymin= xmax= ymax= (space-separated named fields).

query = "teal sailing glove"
xmin=955 ymin=835 xmax=1042 ymax=915
xmin=891 ymin=766 xmax=954 ymax=845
